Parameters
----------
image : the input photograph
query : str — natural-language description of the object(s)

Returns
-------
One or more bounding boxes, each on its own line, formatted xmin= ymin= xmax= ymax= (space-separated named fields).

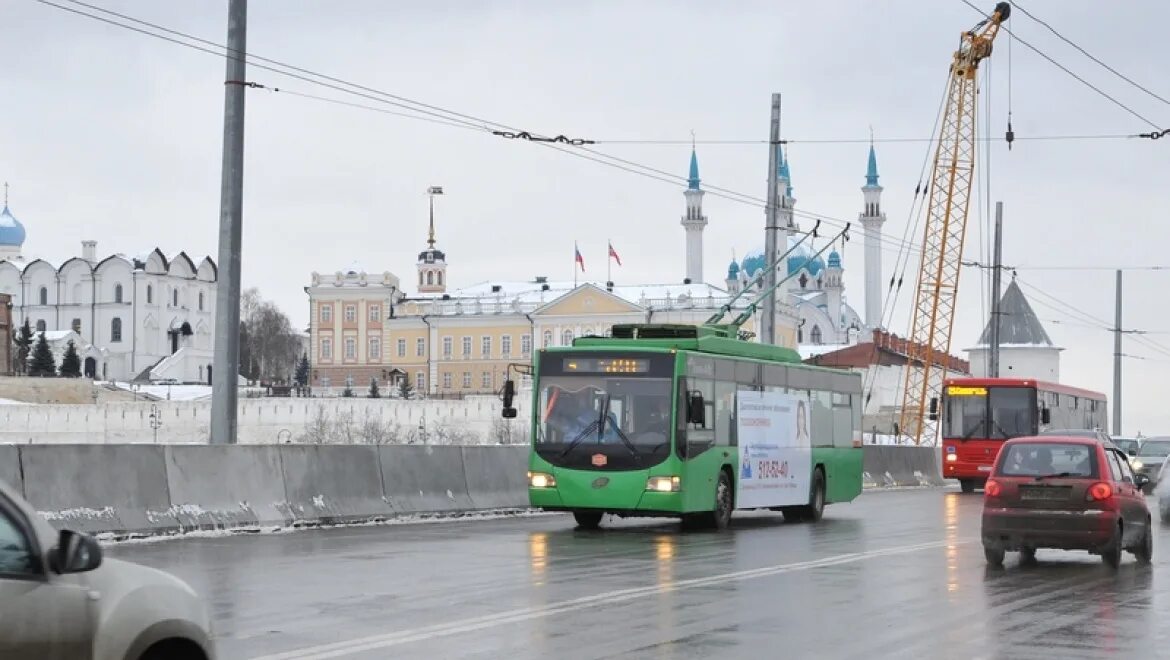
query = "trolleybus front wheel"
xmin=573 ymin=511 xmax=604 ymax=530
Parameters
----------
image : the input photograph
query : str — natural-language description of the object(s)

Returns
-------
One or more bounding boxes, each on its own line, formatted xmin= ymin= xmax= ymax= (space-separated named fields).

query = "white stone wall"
xmin=966 ymin=346 xmax=1061 ymax=382
xmin=0 ymin=393 xmax=532 ymax=445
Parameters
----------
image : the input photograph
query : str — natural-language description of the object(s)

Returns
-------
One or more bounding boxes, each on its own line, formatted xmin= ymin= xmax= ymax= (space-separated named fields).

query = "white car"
xmin=0 ymin=480 xmax=215 ymax=659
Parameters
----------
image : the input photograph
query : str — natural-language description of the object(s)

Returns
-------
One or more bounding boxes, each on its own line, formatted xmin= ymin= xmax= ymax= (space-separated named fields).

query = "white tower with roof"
xmin=681 ymin=148 xmax=707 ymax=284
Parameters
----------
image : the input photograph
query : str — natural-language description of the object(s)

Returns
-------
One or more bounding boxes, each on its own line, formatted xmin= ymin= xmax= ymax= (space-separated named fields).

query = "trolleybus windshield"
xmin=945 ymin=386 xmax=1035 ymax=440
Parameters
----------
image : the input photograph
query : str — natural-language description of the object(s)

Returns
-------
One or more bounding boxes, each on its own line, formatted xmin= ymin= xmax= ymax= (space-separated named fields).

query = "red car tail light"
xmin=984 ymin=479 xmax=1002 ymax=498
xmin=1086 ymin=482 xmax=1113 ymax=501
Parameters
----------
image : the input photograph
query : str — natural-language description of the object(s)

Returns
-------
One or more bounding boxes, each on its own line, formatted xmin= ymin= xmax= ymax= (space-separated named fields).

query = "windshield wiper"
xmin=558 ymin=419 xmax=600 ymax=458
xmin=1034 ymin=472 xmax=1075 ymax=481
xmin=595 ymin=394 xmax=642 ymax=463
xmin=961 ymin=419 xmax=986 ymax=441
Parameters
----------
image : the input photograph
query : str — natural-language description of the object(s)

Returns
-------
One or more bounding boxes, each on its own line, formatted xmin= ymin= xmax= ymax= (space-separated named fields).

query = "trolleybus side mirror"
xmin=687 ymin=391 xmax=706 ymax=426
xmin=1040 ymin=407 xmax=1051 ymax=425
xmin=501 ymin=379 xmax=517 ymax=419
xmin=927 ymin=397 xmax=939 ymax=421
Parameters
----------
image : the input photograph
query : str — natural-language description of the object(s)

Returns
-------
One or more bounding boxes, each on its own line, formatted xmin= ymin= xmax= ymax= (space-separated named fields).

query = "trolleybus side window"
xmin=810 ymin=389 xmax=834 ymax=448
xmin=714 ymin=378 xmax=736 ymax=447
xmin=831 ymin=392 xmax=853 ymax=448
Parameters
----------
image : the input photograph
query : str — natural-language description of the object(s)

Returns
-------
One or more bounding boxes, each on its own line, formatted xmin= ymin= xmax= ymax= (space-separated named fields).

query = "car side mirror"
xmin=687 ymin=391 xmax=706 ymax=426
xmin=1135 ymin=473 xmax=1150 ymax=488
xmin=50 ymin=530 xmax=102 ymax=574
xmin=927 ymin=397 xmax=939 ymax=421
xmin=501 ymin=379 xmax=517 ymax=419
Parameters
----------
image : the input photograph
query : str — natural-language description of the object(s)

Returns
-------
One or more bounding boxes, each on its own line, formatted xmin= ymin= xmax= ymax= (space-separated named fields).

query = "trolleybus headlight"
xmin=527 ymin=471 xmax=557 ymax=488
xmin=1132 ymin=460 xmax=1144 ymax=470
xmin=946 ymin=454 xmax=957 ymax=462
xmin=646 ymin=476 xmax=681 ymax=492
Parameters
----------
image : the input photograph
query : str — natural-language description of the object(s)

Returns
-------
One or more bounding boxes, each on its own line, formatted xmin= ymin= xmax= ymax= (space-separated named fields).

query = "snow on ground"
xmin=0 ymin=398 xmax=31 ymax=405
xmin=103 ymin=382 xmax=213 ymax=401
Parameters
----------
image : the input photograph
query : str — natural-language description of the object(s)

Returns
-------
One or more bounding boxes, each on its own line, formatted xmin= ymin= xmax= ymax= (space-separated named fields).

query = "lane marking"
xmin=251 ymin=538 xmax=971 ymax=659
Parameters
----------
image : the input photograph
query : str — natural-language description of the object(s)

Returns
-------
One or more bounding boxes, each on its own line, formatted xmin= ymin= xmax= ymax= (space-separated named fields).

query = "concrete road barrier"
xmin=461 ymin=445 xmax=528 ymax=509
xmin=19 ymin=444 xmax=178 ymax=535
xmin=0 ymin=445 xmax=22 ymax=496
xmin=861 ymin=446 xmax=945 ymax=488
xmin=164 ymin=445 xmax=291 ymax=530
xmin=278 ymin=445 xmax=396 ymax=524
xmin=378 ymin=445 xmax=474 ymax=513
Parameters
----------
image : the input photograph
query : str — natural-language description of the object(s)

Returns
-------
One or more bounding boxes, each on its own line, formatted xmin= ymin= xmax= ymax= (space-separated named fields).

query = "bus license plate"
xmin=978 ymin=466 xmax=993 ymax=471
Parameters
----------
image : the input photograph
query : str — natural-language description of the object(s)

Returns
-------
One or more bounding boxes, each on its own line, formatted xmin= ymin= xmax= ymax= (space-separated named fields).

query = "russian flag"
xmin=575 ymin=242 xmax=585 ymax=272
xmin=608 ymin=241 xmax=622 ymax=266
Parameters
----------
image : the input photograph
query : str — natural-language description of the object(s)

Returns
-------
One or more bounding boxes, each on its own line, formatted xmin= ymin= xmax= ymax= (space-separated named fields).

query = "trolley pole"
xmin=1113 ymin=269 xmax=1122 ymax=436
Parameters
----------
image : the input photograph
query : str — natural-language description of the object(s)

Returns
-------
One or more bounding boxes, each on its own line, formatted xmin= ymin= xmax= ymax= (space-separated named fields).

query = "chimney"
xmin=81 ymin=240 xmax=97 ymax=263
xmin=683 ymin=277 xmax=692 ymax=285
xmin=541 ymin=284 xmax=550 ymax=291
xmin=491 ymin=284 xmax=502 ymax=293
xmin=606 ymin=280 xmax=614 ymax=292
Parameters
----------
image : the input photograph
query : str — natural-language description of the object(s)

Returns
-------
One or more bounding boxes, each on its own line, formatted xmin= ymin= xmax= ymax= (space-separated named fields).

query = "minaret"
xmin=725 ymin=256 xmax=740 ymax=294
xmin=825 ymin=247 xmax=844 ymax=337
xmin=776 ymin=147 xmax=796 ymax=244
xmin=681 ymin=148 xmax=707 ymax=283
xmin=417 ymin=186 xmax=448 ymax=294
xmin=860 ymin=143 xmax=886 ymax=329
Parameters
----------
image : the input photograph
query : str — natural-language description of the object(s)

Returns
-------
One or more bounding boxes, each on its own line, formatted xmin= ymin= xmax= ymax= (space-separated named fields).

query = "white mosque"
xmin=711 ymin=145 xmax=888 ymax=346
xmin=0 ymin=194 xmax=218 ymax=383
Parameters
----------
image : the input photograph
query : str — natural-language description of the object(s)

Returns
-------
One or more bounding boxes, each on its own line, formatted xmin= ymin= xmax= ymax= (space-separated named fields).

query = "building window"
xmin=810 ymin=325 xmax=822 ymax=344
xmin=481 ymin=336 xmax=491 ymax=358
xmin=542 ymin=330 xmax=552 ymax=348
xmin=442 ymin=336 xmax=453 ymax=357
xmin=462 ymin=372 xmax=471 ymax=388
xmin=321 ymin=337 xmax=333 ymax=359
xmin=561 ymin=329 xmax=573 ymax=346
xmin=426 ymin=272 xmax=434 ymax=286
xmin=501 ymin=335 xmax=512 ymax=357
xmin=114 ymin=284 xmax=123 ymax=303
xmin=437 ymin=271 xmax=444 ymax=286
xmin=321 ymin=304 xmax=333 ymax=323
xmin=368 ymin=305 xmax=380 ymax=321
xmin=36 ymin=319 xmax=46 ymax=333
xmin=521 ymin=334 xmax=532 ymax=355
xmin=198 ymin=292 xmax=204 ymax=311
xmin=146 ymin=285 xmax=153 ymax=304
xmin=415 ymin=371 xmax=425 ymax=391
xmin=416 ymin=337 xmax=425 ymax=357
xmin=111 ymin=318 xmax=122 ymax=342
xmin=461 ymin=336 xmax=471 ymax=356
xmin=397 ymin=338 xmax=406 ymax=357
xmin=344 ymin=305 xmax=356 ymax=322
xmin=344 ymin=337 xmax=357 ymax=359
xmin=72 ymin=318 xmax=81 ymax=334
xmin=797 ymin=327 xmax=803 ymax=343
xmin=482 ymin=371 xmax=492 ymax=389
xmin=173 ymin=289 xmax=179 ymax=307
xmin=38 ymin=287 xmax=47 ymax=305
xmin=443 ymin=372 xmax=452 ymax=389
xmin=369 ymin=337 xmax=381 ymax=360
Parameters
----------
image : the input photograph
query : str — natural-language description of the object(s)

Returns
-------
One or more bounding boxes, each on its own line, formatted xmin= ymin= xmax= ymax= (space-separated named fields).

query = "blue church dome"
xmin=827 ymin=249 xmax=841 ymax=268
xmin=0 ymin=206 xmax=26 ymax=247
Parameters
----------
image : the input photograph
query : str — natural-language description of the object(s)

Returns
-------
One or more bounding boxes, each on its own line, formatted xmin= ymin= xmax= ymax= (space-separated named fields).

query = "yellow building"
xmin=305 ymin=265 xmax=401 ymax=391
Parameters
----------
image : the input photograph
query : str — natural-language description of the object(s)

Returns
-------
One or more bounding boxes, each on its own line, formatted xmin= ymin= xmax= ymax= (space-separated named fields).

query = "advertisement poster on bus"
xmin=735 ymin=390 xmax=812 ymax=509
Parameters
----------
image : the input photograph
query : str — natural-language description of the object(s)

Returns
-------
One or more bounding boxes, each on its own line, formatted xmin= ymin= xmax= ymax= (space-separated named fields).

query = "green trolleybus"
xmin=500 ymin=323 xmax=864 ymax=529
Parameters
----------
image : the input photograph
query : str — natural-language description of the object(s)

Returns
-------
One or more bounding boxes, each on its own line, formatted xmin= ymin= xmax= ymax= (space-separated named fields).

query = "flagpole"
xmin=607 ymin=239 xmax=611 ymax=284
xmin=574 ymin=241 xmax=578 ymax=288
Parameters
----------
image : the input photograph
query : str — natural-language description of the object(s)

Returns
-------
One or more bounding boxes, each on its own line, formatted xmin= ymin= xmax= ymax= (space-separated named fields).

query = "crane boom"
xmin=898 ymin=2 xmax=1010 ymax=445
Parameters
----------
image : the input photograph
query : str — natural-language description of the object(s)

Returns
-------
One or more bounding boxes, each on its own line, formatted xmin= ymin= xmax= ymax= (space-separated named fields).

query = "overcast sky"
xmin=4 ymin=0 xmax=1168 ymax=432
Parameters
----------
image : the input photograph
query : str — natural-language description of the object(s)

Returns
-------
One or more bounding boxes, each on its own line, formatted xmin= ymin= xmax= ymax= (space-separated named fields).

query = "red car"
xmin=981 ymin=435 xmax=1153 ymax=567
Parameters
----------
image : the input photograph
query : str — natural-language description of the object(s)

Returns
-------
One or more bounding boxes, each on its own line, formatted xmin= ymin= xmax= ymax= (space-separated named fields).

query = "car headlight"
xmin=646 ymin=476 xmax=681 ymax=492
xmin=1132 ymin=460 xmax=1144 ymax=470
xmin=527 ymin=471 xmax=556 ymax=488
xmin=946 ymin=454 xmax=957 ymax=462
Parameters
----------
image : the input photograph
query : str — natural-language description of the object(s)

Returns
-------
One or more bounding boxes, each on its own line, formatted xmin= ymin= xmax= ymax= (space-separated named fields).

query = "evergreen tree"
xmin=368 ymin=378 xmax=381 ymax=399
xmin=28 ymin=333 xmax=56 ymax=377
xmin=397 ymin=377 xmax=414 ymax=400
xmin=295 ymin=353 xmax=310 ymax=386
xmin=14 ymin=319 xmax=34 ymax=375
xmin=341 ymin=385 xmax=355 ymax=398
xmin=59 ymin=340 xmax=82 ymax=378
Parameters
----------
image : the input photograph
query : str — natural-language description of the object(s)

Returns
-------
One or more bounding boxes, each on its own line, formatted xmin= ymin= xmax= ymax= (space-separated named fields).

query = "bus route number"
xmin=758 ymin=459 xmax=789 ymax=479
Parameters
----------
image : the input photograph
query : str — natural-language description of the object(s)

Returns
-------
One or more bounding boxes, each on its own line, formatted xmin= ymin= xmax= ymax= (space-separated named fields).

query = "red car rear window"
xmin=996 ymin=442 xmax=1099 ymax=478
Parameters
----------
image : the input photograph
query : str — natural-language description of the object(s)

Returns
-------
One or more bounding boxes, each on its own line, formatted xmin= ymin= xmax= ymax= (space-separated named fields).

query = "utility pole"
xmin=1113 ymin=269 xmax=1122 ymax=436
xmin=210 ymin=0 xmax=247 ymax=445
xmin=761 ymin=94 xmax=781 ymax=346
xmin=988 ymin=201 xmax=1004 ymax=377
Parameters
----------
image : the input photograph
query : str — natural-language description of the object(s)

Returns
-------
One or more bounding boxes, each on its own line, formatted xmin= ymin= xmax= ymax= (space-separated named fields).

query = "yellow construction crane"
xmin=898 ymin=2 xmax=1011 ymax=445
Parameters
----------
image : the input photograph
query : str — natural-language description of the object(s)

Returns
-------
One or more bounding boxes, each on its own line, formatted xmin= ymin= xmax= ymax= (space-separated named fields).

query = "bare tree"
xmin=239 ymin=288 xmax=301 ymax=382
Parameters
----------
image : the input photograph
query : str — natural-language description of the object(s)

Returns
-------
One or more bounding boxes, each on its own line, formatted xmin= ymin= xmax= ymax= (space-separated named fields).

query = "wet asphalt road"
xmin=108 ymin=488 xmax=1170 ymax=660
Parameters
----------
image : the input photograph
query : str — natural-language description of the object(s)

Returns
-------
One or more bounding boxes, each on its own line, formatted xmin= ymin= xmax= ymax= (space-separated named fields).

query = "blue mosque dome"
xmin=0 ymin=206 xmax=26 ymax=248
xmin=738 ymin=236 xmax=826 ymax=280
xmin=827 ymin=249 xmax=841 ymax=269
xmin=726 ymin=258 xmax=740 ymax=279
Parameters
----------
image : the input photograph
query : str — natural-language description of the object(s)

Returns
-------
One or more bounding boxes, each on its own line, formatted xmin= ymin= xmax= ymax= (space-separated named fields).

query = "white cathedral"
xmin=684 ymin=144 xmax=888 ymax=347
xmin=0 ymin=198 xmax=218 ymax=383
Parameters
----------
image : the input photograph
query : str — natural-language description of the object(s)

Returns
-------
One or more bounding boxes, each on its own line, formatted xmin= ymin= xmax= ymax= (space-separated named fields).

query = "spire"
xmin=777 ymin=146 xmax=793 ymax=197
xmin=426 ymin=185 xmax=444 ymax=248
xmin=3 ymin=181 xmax=8 ymax=208
xmin=865 ymin=143 xmax=879 ymax=187
xmin=687 ymin=146 xmax=701 ymax=190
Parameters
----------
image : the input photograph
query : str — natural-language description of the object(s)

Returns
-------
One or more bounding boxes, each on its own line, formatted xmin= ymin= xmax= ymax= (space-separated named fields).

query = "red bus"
xmin=937 ymin=377 xmax=1108 ymax=492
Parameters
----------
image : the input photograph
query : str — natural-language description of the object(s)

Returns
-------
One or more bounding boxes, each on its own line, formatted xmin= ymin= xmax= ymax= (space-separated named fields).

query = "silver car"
xmin=1130 ymin=437 xmax=1170 ymax=493
xmin=0 ymin=480 xmax=215 ymax=659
